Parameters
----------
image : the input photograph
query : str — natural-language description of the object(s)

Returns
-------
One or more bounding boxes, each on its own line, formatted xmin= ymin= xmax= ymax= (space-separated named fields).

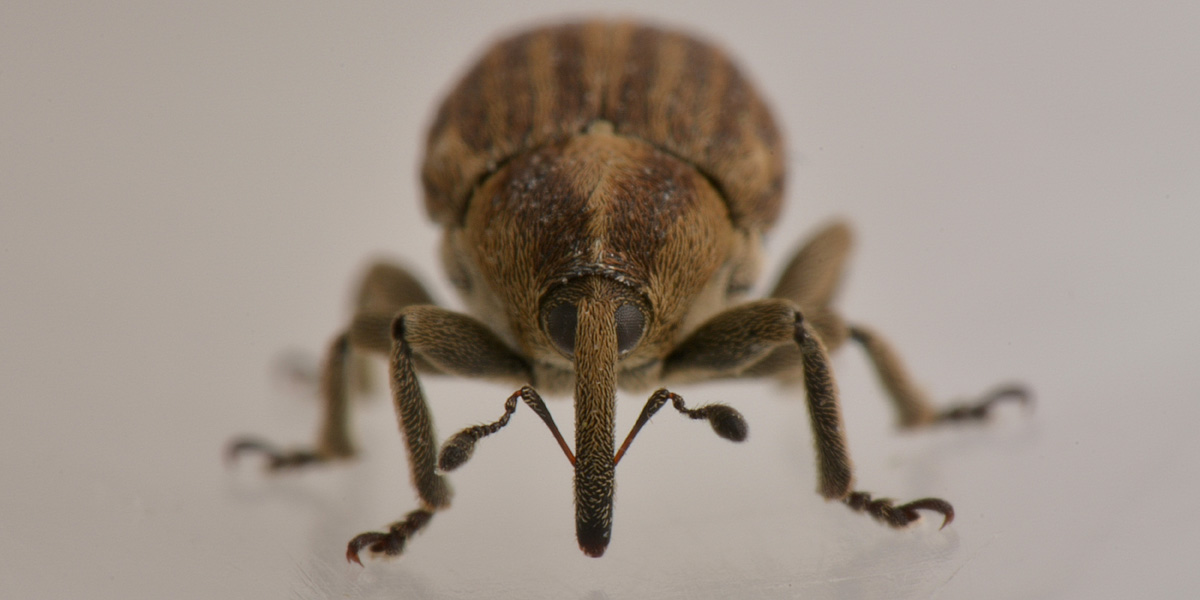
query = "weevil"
xmin=230 ymin=20 xmax=1028 ymax=561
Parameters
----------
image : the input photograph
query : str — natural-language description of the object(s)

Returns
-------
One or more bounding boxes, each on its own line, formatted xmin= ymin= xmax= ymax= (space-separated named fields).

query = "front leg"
xmin=347 ymin=306 xmax=532 ymax=564
xmin=662 ymin=299 xmax=953 ymax=527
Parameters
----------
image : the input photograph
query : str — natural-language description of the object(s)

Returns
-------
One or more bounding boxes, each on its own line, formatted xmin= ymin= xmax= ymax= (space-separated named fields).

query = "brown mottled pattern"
xmin=422 ymin=20 xmax=783 ymax=231
xmin=463 ymin=139 xmax=591 ymax=351
xmin=462 ymin=128 xmax=732 ymax=359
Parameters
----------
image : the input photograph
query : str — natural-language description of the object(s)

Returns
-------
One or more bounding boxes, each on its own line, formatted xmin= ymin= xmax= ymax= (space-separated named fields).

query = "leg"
xmin=346 ymin=305 xmax=531 ymax=563
xmin=229 ymin=261 xmax=437 ymax=469
xmin=729 ymin=221 xmax=853 ymax=381
xmin=770 ymin=223 xmax=1029 ymax=428
xmin=662 ymin=299 xmax=953 ymax=527
xmin=771 ymin=220 xmax=853 ymax=349
xmin=849 ymin=324 xmax=1031 ymax=428
xmin=348 ymin=262 xmax=439 ymax=393
xmin=228 ymin=332 xmax=356 ymax=468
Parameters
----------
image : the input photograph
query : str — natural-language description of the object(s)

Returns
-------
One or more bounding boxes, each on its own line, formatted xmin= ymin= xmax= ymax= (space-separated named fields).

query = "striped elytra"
xmin=421 ymin=20 xmax=784 ymax=232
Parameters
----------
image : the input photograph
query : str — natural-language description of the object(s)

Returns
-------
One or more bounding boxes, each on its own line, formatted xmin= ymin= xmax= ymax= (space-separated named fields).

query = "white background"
xmin=4 ymin=1 xmax=1198 ymax=598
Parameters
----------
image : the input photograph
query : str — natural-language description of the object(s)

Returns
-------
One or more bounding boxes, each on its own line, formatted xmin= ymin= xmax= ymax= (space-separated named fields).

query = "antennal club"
xmin=614 ymin=389 xmax=748 ymax=466
xmin=439 ymin=386 xmax=575 ymax=472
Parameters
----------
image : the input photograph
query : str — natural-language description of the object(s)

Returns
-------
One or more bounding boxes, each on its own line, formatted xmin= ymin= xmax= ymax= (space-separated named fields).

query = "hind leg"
xmin=228 ymin=261 xmax=437 ymax=469
xmin=770 ymin=221 xmax=1029 ymax=428
xmin=847 ymin=325 xmax=1030 ymax=427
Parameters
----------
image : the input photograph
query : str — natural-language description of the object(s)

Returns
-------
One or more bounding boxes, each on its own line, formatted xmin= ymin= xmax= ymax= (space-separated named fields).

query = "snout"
xmin=577 ymin=520 xmax=611 ymax=557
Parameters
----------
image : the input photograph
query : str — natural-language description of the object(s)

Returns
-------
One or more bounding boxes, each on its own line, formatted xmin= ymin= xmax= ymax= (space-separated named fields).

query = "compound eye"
xmin=615 ymin=303 xmax=645 ymax=354
xmin=545 ymin=302 xmax=578 ymax=357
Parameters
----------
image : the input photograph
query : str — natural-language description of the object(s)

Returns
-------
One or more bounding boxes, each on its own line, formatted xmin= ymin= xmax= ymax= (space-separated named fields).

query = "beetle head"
xmin=450 ymin=124 xmax=754 ymax=370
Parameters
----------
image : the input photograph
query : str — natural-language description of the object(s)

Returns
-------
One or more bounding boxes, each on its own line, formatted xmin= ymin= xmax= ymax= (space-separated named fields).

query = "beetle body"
xmin=431 ymin=23 xmax=782 ymax=552
xmin=231 ymin=19 xmax=1027 ymax=562
xmin=429 ymin=21 xmax=786 ymax=391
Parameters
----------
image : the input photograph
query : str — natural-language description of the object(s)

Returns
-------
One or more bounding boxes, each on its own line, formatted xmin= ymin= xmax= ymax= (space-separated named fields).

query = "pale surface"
xmin=3 ymin=2 xmax=1199 ymax=598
